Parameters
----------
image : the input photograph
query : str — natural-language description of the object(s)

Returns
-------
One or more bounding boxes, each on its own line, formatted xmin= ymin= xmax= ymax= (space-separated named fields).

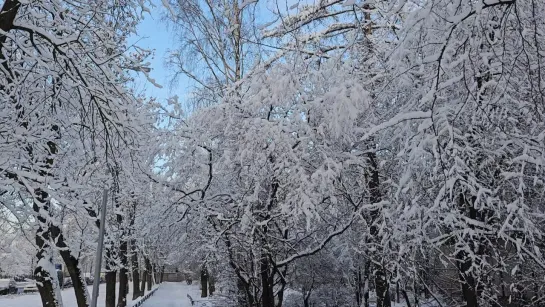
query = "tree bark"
xmin=140 ymin=263 xmax=147 ymax=295
xmin=236 ymin=277 xmax=254 ymax=307
xmin=34 ymin=259 xmax=59 ymax=307
xmin=34 ymin=230 xmax=60 ymax=306
xmin=32 ymin=190 xmax=62 ymax=307
xmin=260 ymin=181 xmax=277 ymax=307
xmin=48 ymin=223 xmax=89 ymax=307
xmin=105 ymin=271 xmax=117 ymax=307
xmin=146 ymin=257 xmax=152 ymax=291
xmin=106 ymin=245 xmax=117 ymax=307
xmin=131 ymin=241 xmax=141 ymax=300
xmin=303 ymin=293 xmax=311 ymax=307
xmin=58 ymin=246 xmax=88 ymax=307
xmin=117 ymin=240 xmax=129 ymax=307
xmin=209 ymin=274 xmax=215 ymax=296
xmin=355 ymin=266 xmax=363 ymax=307
xmin=160 ymin=265 xmax=165 ymax=284
xmin=200 ymin=265 xmax=208 ymax=298
xmin=402 ymin=289 xmax=412 ymax=307
xmin=260 ymin=256 xmax=274 ymax=307
xmin=457 ymin=250 xmax=478 ymax=307
xmin=375 ymin=269 xmax=391 ymax=307
xmin=366 ymin=151 xmax=391 ymax=307
xmin=396 ymin=281 xmax=400 ymax=303
xmin=0 ymin=0 xmax=21 ymax=54
xmin=456 ymin=194 xmax=480 ymax=307
xmin=364 ymin=258 xmax=370 ymax=307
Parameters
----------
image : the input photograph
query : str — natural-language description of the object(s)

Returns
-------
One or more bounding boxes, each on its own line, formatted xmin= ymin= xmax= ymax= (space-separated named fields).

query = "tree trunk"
xmin=152 ymin=264 xmax=157 ymax=286
xmin=51 ymin=224 xmax=88 ymax=307
xmin=140 ymin=265 xmax=147 ymax=295
xmin=160 ymin=265 xmax=165 ymax=283
xmin=363 ymin=259 xmax=370 ymax=307
xmin=35 ymin=262 xmax=60 ymax=307
xmin=131 ymin=241 xmax=141 ymax=300
xmin=456 ymin=194 xmax=479 ymax=307
xmin=303 ymin=294 xmax=311 ymax=307
xmin=457 ymin=250 xmax=478 ymax=307
xmin=209 ymin=275 xmax=216 ymax=296
xmin=276 ymin=275 xmax=286 ymax=307
xmin=396 ymin=281 xmax=400 ymax=303
xmin=236 ymin=277 xmax=254 ymax=307
xmin=402 ymin=289 xmax=412 ymax=307
xmin=355 ymin=266 xmax=362 ymax=307
xmin=117 ymin=240 xmax=129 ymax=307
xmin=260 ymin=256 xmax=274 ymax=307
xmin=375 ymin=268 xmax=391 ymax=307
xmin=201 ymin=265 xmax=208 ymax=298
xmin=366 ymin=151 xmax=391 ymax=307
xmin=33 ymin=191 xmax=62 ymax=307
xmin=59 ymin=247 xmax=89 ymax=307
xmin=105 ymin=271 xmax=117 ymax=307
xmin=0 ymin=0 xmax=21 ymax=51
xmin=146 ymin=257 xmax=152 ymax=291
xmin=34 ymin=232 xmax=60 ymax=307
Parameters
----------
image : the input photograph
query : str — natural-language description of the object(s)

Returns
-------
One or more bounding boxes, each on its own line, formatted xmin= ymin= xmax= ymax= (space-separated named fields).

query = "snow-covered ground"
xmin=0 ymin=282 xmax=155 ymax=307
xmin=140 ymin=282 xmax=202 ymax=307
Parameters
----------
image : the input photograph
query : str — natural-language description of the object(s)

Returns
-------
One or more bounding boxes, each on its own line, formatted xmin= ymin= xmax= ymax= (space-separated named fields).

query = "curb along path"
xmin=130 ymin=286 xmax=159 ymax=307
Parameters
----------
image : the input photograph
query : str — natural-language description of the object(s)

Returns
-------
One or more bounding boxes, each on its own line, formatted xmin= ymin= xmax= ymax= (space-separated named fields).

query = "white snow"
xmin=140 ymin=282 xmax=202 ymax=307
xmin=0 ymin=282 xmax=154 ymax=307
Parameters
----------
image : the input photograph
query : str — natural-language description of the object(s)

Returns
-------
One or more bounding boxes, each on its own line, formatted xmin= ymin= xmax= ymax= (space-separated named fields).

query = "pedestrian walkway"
xmin=140 ymin=282 xmax=203 ymax=307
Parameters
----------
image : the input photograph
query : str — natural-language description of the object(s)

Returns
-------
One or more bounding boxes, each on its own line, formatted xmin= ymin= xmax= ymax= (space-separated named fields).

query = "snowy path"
xmin=0 ymin=282 xmax=152 ymax=307
xmin=140 ymin=282 xmax=202 ymax=307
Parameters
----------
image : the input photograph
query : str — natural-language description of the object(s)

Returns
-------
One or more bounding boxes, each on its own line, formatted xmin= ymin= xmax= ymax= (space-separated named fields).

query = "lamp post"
xmin=90 ymin=189 xmax=108 ymax=307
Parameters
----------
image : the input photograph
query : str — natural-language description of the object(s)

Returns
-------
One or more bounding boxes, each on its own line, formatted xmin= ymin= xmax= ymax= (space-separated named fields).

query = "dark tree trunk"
xmin=457 ymin=250 xmax=478 ymax=307
xmin=105 ymin=271 xmax=117 ymax=307
xmin=32 ymin=191 xmax=61 ymax=307
xmin=0 ymin=0 xmax=20 ymax=49
xmin=456 ymin=194 xmax=480 ymax=307
xmin=201 ymin=265 xmax=208 ymax=298
xmin=260 ymin=256 xmax=275 ymax=307
xmin=261 ymin=181 xmax=277 ymax=307
xmin=402 ymin=289 xmax=412 ymax=307
xmin=152 ymin=264 xmax=157 ymax=286
xmin=375 ymin=269 xmax=391 ymax=307
xmin=117 ymin=240 xmax=129 ymax=307
xmin=48 ymin=221 xmax=88 ymax=307
xmin=236 ymin=277 xmax=254 ymax=307
xmin=104 ymin=238 xmax=118 ymax=307
xmin=302 ymin=286 xmax=312 ymax=307
xmin=396 ymin=281 xmax=400 ymax=303
xmin=146 ymin=257 xmax=152 ymax=291
xmin=355 ymin=266 xmax=363 ymax=307
xmin=34 ymin=232 xmax=59 ymax=306
xmin=160 ymin=265 xmax=165 ymax=283
xmin=131 ymin=241 xmax=141 ymax=300
xmin=276 ymin=275 xmax=286 ymax=307
xmin=366 ymin=151 xmax=391 ymax=307
xmin=303 ymin=294 xmax=311 ymax=307
xmin=35 ymin=261 xmax=59 ymax=307
xmin=140 ymin=265 xmax=147 ymax=295
xmin=363 ymin=259 xmax=370 ymax=307
xmin=128 ymin=202 xmax=142 ymax=299
xmin=209 ymin=275 xmax=216 ymax=296
xmin=58 ymin=246 xmax=88 ymax=307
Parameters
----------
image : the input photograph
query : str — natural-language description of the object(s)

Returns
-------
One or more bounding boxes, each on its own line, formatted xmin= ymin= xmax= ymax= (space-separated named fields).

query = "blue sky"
xmin=129 ymin=0 xmax=311 ymax=105
xmin=130 ymin=0 xmax=181 ymax=104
